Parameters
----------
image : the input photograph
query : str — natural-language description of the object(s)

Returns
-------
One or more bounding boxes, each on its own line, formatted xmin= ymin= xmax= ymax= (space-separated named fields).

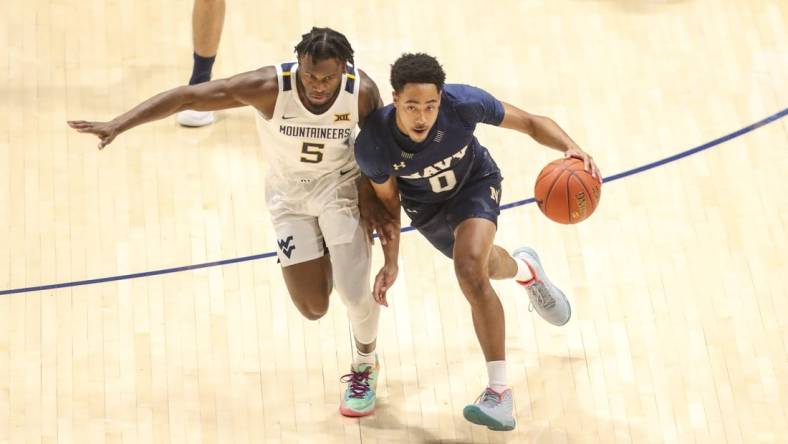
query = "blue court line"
xmin=2 ymin=107 xmax=786 ymax=296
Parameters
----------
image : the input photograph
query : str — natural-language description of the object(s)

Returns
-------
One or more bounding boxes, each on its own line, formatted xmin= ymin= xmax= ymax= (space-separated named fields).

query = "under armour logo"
xmin=277 ymin=236 xmax=296 ymax=258
xmin=434 ymin=130 xmax=445 ymax=143
xmin=490 ymin=186 xmax=500 ymax=203
xmin=393 ymin=161 xmax=406 ymax=171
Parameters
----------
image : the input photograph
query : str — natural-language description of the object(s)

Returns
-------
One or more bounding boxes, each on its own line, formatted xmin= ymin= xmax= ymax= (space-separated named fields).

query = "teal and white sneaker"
xmin=463 ymin=387 xmax=516 ymax=431
xmin=339 ymin=359 xmax=379 ymax=417
xmin=513 ymin=246 xmax=572 ymax=326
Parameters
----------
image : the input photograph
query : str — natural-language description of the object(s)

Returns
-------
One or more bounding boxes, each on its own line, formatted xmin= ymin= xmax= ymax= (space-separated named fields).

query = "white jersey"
xmin=255 ymin=61 xmax=360 ymax=182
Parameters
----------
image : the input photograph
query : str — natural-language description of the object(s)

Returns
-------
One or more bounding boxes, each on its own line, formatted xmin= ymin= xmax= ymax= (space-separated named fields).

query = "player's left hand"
xmin=565 ymin=147 xmax=602 ymax=181
xmin=372 ymin=263 xmax=398 ymax=307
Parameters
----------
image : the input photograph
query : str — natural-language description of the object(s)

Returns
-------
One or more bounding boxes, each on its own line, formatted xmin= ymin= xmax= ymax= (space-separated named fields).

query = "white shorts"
xmin=265 ymin=167 xmax=364 ymax=267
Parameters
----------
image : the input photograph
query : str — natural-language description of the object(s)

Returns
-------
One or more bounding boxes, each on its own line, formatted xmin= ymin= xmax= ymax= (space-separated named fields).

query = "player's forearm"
xmin=110 ymin=86 xmax=190 ymax=133
xmin=379 ymin=196 xmax=401 ymax=266
xmin=381 ymin=234 xmax=400 ymax=267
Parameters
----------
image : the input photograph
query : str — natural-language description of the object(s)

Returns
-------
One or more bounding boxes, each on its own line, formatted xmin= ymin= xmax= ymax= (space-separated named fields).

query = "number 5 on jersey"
xmin=300 ymin=142 xmax=324 ymax=163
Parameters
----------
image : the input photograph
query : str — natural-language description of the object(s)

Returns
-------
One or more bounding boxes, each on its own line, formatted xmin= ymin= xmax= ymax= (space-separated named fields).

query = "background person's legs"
xmin=178 ymin=0 xmax=226 ymax=127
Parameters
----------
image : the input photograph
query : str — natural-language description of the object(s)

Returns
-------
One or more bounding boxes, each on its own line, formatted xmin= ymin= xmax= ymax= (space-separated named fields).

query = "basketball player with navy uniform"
xmin=354 ymin=53 xmax=601 ymax=430
xmin=68 ymin=28 xmax=396 ymax=418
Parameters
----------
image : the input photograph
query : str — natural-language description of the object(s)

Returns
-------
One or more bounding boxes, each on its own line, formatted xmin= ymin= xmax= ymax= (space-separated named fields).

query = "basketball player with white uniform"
xmin=68 ymin=27 xmax=395 ymax=417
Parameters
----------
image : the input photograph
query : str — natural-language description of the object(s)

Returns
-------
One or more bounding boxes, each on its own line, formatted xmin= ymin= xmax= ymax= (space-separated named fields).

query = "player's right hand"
xmin=67 ymin=120 xmax=120 ymax=150
xmin=372 ymin=263 xmax=398 ymax=307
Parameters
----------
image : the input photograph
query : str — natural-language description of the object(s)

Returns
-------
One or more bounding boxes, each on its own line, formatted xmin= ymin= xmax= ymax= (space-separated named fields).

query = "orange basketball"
xmin=534 ymin=157 xmax=602 ymax=224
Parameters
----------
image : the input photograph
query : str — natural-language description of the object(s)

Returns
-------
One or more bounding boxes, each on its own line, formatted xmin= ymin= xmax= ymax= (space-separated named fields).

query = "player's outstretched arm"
xmin=499 ymin=102 xmax=601 ymax=178
xmin=67 ymin=67 xmax=277 ymax=150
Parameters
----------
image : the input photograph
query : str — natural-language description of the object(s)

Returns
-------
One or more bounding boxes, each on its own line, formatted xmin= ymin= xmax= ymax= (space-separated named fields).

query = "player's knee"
xmin=454 ymin=251 xmax=488 ymax=277
xmin=291 ymin=292 xmax=330 ymax=320
xmin=302 ymin=309 xmax=327 ymax=321
xmin=297 ymin=301 xmax=329 ymax=320
xmin=194 ymin=0 xmax=223 ymax=6
xmin=454 ymin=256 xmax=490 ymax=297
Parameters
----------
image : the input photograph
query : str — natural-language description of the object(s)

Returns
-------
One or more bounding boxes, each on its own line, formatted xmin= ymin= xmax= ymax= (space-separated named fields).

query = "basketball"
xmin=534 ymin=157 xmax=602 ymax=224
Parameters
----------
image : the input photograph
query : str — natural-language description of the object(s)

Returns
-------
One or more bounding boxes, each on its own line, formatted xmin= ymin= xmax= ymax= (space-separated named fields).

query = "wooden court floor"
xmin=1 ymin=0 xmax=787 ymax=442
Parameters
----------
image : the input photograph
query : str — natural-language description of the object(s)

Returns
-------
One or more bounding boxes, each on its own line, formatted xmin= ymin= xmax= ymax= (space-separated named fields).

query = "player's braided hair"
xmin=390 ymin=53 xmax=446 ymax=92
xmin=295 ymin=27 xmax=355 ymax=65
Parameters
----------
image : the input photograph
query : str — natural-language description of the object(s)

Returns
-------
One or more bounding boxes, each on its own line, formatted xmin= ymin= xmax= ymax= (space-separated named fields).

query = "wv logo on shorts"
xmin=334 ymin=113 xmax=351 ymax=122
xmin=278 ymin=236 xmax=296 ymax=258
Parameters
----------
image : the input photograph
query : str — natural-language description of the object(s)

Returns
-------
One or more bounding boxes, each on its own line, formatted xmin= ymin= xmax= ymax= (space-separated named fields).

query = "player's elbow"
xmin=501 ymin=103 xmax=537 ymax=135
xmin=173 ymin=85 xmax=199 ymax=110
xmin=517 ymin=111 xmax=540 ymax=136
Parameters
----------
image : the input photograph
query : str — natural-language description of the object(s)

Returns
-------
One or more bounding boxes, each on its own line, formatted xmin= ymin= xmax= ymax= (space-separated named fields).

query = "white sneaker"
xmin=513 ymin=246 xmax=572 ymax=326
xmin=176 ymin=109 xmax=214 ymax=127
xmin=463 ymin=387 xmax=516 ymax=431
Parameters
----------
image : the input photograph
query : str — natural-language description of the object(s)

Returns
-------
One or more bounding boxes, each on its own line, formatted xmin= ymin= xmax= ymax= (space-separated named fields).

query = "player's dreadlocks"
xmin=295 ymin=27 xmax=355 ymax=65
xmin=390 ymin=53 xmax=446 ymax=92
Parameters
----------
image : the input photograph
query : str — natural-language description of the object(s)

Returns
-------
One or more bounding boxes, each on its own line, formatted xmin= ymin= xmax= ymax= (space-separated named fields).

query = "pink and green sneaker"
xmin=339 ymin=359 xmax=379 ymax=417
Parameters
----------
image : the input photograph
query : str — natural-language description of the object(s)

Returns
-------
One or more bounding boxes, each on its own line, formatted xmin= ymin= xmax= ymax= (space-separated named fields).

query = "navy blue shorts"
xmin=402 ymin=172 xmax=503 ymax=258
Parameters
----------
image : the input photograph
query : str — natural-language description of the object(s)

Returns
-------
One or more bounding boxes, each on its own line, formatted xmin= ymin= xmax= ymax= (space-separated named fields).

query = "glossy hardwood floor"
xmin=1 ymin=0 xmax=787 ymax=442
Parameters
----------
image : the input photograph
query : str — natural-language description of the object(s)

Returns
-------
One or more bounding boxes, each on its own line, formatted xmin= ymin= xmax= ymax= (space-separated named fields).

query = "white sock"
xmin=353 ymin=346 xmax=376 ymax=367
xmin=348 ymin=298 xmax=379 ymax=368
xmin=487 ymin=360 xmax=509 ymax=393
xmin=513 ymin=255 xmax=534 ymax=283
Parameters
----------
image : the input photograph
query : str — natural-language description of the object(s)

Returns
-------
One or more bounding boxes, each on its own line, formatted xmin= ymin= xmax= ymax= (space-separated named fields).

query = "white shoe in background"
xmin=176 ymin=110 xmax=215 ymax=127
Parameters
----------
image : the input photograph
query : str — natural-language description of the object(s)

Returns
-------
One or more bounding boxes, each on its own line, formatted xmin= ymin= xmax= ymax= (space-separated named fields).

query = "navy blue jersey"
xmin=355 ymin=84 xmax=505 ymax=204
